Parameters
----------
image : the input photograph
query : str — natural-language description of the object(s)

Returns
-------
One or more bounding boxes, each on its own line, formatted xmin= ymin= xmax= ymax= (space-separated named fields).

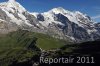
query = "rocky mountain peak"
xmin=0 ymin=0 xmax=26 ymax=13
xmin=48 ymin=7 xmax=70 ymax=15
xmin=0 ymin=0 xmax=41 ymax=33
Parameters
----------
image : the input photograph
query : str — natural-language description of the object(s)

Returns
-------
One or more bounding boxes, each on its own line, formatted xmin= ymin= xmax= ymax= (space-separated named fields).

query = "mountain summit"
xmin=0 ymin=1 xmax=100 ymax=42
xmin=32 ymin=7 xmax=100 ymax=42
xmin=0 ymin=0 xmax=42 ymax=33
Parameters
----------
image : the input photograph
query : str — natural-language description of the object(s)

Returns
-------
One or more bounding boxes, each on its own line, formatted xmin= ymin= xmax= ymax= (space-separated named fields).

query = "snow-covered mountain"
xmin=32 ymin=7 xmax=100 ymax=42
xmin=0 ymin=0 xmax=100 ymax=42
xmin=0 ymin=0 xmax=43 ymax=33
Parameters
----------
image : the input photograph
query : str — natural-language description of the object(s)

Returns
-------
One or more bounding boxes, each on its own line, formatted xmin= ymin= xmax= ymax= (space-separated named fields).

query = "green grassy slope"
xmin=0 ymin=30 xmax=39 ymax=66
xmin=33 ymin=32 xmax=70 ymax=50
xmin=0 ymin=30 xmax=70 ymax=66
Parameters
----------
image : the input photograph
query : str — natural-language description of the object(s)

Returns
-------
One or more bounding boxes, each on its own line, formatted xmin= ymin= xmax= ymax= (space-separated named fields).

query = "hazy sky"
xmin=0 ymin=0 xmax=100 ymax=22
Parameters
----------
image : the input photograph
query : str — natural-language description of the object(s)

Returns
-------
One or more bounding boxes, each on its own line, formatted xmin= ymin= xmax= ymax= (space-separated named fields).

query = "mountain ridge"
xmin=32 ymin=7 xmax=100 ymax=42
xmin=0 ymin=0 xmax=100 ymax=42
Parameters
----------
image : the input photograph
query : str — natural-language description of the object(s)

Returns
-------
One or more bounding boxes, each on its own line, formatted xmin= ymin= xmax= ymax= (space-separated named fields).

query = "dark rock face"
xmin=22 ymin=12 xmax=39 ymax=26
xmin=53 ymin=13 xmax=91 ymax=42
xmin=37 ymin=14 xmax=45 ymax=21
xmin=54 ymin=13 xmax=69 ymax=24
xmin=71 ymin=23 xmax=91 ymax=41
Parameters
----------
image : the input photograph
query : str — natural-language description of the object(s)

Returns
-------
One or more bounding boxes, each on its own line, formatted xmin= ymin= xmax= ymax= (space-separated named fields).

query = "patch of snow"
xmin=66 ymin=35 xmax=75 ymax=41
xmin=0 ymin=19 xmax=6 ymax=22
xmin=24 ymin=20 xmax=33 ymax=26
xmin=31 ymin=12 xmax=39 ymax=18
xmin=18 ymin=13 xmax=26 ymax=20
xmin=87 ymin=29 xmax=97 ymax=34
